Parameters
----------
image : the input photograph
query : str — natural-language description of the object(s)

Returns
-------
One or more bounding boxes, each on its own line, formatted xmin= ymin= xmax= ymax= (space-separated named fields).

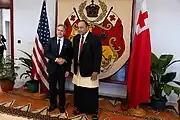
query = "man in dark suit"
xmin=45 ymin=24 xmax=72 ymax=113
xmin=0 ymin=34 xmax=6 ymax=63
xmin=72 ymin=20 xmax=102 ymax=120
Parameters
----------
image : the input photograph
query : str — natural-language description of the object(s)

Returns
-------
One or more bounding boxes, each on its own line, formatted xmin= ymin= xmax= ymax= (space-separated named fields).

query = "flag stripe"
xmin=32 ymin=60 xmax=49 ymax=90
xmin=32 ymin=40 xmax=48 ymax=80
xmin=34 ymin=37 xmax=48 ymax=70
xmin=32 ymin=54 xmax=49 ymax=90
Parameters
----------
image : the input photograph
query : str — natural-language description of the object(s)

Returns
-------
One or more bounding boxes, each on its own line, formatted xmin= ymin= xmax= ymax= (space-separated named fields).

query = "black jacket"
xmin=45 ymin=37 xmax=73 ymax=74
xmin=73 ymin=32 xmax=102 ymax=77
xmin=0 ymin=35 xmax=6 ymax=54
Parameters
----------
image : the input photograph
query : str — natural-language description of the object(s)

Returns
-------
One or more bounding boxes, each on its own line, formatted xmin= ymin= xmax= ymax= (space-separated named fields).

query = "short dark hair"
xmin=79 ymin=20 xmax=89 ymax=26
xmin=57 ymin=24 xmax=66 ymax=30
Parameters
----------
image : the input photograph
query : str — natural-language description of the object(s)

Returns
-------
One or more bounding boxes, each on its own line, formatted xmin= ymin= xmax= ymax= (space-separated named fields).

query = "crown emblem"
xmin=85 ymin=0 xmax=100 ymax=17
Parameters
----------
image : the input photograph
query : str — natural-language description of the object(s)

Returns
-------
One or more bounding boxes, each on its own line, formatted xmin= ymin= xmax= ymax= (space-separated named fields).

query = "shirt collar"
xmin=57 ymin=37 xmax=64 ymax=41
xmin=81 ymin=31 xmax=89 ymax=38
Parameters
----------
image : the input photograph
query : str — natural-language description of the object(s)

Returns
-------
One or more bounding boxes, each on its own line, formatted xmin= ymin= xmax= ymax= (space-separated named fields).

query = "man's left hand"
xmin=91 ymin=72 xmax=98 ymax=81
xmin=92 ymin=72 xmax=98 ymax=76
xmin=65 ymin=71 xmax=70 ymax=78
xmin=58 ymin=58 xmax=66 ymax=65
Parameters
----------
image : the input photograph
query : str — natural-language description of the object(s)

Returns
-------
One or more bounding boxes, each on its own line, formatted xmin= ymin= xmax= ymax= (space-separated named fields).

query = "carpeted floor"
xmin=0 ymin=90 xmax=179 ymax=120
xmin=0 ymin=113 xmax=32 ymax=120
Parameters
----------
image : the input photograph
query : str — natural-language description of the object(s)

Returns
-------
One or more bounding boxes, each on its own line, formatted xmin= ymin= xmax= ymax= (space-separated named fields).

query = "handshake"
xmin=55 ymin=58 xmax=66 ymax=65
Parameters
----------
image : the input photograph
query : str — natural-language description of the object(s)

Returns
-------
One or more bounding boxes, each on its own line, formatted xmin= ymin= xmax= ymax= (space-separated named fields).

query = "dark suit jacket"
xmin=0 ymin=35 xmax=6 ymax=54
xmin=73 ymin=32 xmax=102 ymax=77
xmin=45 ymin=37 xmax=73 ymax=74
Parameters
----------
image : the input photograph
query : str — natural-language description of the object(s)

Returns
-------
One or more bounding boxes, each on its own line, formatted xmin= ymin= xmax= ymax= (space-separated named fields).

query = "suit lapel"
xmin=79 ymin=32 xmax=91 ymax=58
xmin=76 ymin=35 xmax=81 ymax=58
xmin=53 ymin=37 xmax=58 ymax=55
xmin=60 ymin=39 xmax=66 ymax=55
xmin=82 ymin=32 xmax=91 ymax=53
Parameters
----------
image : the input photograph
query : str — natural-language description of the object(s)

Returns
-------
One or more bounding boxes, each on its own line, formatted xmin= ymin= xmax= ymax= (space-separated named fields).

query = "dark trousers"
xmin=48 ymin=65 xmax=66 ymax=107
xmin=74 ymin=84 xmax=98 ymax=114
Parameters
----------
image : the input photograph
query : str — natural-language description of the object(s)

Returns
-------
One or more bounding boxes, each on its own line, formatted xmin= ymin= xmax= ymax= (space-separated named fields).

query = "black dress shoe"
xmin=92 ymin=114 xmax=98 ymax=120
xmin=59 ymin=106 xmax=65 ymax=113
xmin=48 ymin=105 xmax=57 ymax=112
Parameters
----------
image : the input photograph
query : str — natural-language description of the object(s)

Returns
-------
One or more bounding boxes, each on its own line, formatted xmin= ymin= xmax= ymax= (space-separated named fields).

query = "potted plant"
xmin=18 ymin=49 xmax=39 ymax=93
xmin=0 ymin=56 xmax=19 ymax=92
xmin=151 ymin=53 xmax=180 ymax=110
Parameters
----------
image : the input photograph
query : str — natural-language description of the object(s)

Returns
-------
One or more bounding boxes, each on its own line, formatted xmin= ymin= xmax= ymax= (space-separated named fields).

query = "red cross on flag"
xmin=64 ymin=12 xmax=79 ymax=39
xmin=107 ymin=11 xmax=118 ymax=27
xmin=67 ymin=12 xmax=78 ymax=25
xmin=127 ymin=0 xmax=151 ymax=108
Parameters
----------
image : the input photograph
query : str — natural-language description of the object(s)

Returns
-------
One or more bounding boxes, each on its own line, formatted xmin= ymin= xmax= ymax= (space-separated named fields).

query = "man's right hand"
xmin=55 ymin=58 xmax=66 ymax=65
xmin=55 ymin=58 xmax=59 ymax=63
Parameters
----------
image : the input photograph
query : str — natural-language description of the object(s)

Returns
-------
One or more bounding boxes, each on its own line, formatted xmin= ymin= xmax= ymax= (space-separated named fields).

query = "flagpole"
xmin=38 ymin=82 xmax=41 ymax=95
xmin=33 ymin=81 xmax=46 ymax=100
xmin=121 ymin=0 xmax=136 ymax=111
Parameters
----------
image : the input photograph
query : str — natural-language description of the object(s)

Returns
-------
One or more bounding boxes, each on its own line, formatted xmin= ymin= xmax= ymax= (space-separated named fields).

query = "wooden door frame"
xmin=10 ymin=0 xmax=14 ymax=60
xmin=0 ymin=0 xmax=14 ymax=59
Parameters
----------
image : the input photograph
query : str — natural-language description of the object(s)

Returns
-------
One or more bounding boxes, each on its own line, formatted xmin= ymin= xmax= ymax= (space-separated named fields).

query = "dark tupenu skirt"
xmin=73 ymin=84 xmax=99 ymax=114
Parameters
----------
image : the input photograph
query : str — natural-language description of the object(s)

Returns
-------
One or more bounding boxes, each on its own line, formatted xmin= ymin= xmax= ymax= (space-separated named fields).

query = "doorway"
xmin=0 ymin=0 xmax=14 ymax=59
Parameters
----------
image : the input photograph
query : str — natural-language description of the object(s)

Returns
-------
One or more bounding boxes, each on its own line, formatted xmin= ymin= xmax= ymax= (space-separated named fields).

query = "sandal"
xmin=92 ymin=114 xmax=98 ymax=120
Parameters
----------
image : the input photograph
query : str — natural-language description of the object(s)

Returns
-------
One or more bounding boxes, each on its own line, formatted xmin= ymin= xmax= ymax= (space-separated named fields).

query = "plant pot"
xmin=0 ymin=80 xmax=14 ymax=92
xmin=151 ymin=99 xmax=167 ymax=110
xmin=26 ymin=80 xmax=39 ymax=93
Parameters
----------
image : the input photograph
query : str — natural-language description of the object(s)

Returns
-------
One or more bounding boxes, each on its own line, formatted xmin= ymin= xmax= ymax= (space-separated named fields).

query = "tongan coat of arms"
xmin=63 ymin=0 xmax=131 ymax=81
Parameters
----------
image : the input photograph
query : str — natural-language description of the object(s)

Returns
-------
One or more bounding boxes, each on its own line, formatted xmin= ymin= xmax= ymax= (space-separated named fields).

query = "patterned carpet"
xmin=0 ymin=90 xmax=179 ymax=120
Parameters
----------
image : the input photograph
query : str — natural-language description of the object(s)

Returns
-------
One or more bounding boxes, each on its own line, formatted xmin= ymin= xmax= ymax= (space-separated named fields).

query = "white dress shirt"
xmin=57 ymin=37 xmax=64 ymax=55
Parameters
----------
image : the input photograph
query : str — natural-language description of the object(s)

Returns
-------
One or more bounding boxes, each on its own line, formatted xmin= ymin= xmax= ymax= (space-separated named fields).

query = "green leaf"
xmin=173 ymin=81 xmax=180 ymax=86
xmin=151 ymin=53 xmax=159 ymax=69
xmin=25 ymin=75 xmax=30 ymax=79
xmin=20 ymin=73 xmax=29 ymax=79
xmin=20 ymin=63 xmax=30 ymax=68
xmin=18 ymin=49 xmax=32 ymax=60
xmin=19 ymin=58 xmax=32 ymax=67
xmin=26 ymin=70 xmax=31 ymax=73
xmin=163 ymin=84 xmax=173 ymax=96
xmin=161 ymin=72 xmax=176 ymax=84
xmin=173 ymin=87 xmax=180 ymax=97
xmin=151 ymin=53 xmax=159 ymax=65
xmin=150 ymin=75 xmax=154 ymax=84
xmin=159 ymin=54 xmax=173 ymax=68
xmin=166 ymin=60 xmax=180 ymax=69
xmin=19 ymin=57 xmax=32 ymax=70
xmin=151 ymin=68 xmax=165 ymax=75
xmin=151 ymin=53 xmax=166 ymax=75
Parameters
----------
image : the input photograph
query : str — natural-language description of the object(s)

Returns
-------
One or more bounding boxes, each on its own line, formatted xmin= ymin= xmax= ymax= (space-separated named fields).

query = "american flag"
xmin=31 ymin=0 xmax=50 ymax=92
